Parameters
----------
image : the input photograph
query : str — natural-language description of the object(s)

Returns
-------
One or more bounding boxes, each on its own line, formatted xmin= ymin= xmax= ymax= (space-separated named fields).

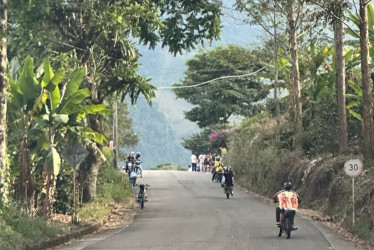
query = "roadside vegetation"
xmin=0 ymin=0 xmax=374 ymax=248
xmin=0 ymin=0 xmax=222 ymax=248
xmin=173 ymin=2 xmax=374 ymax=246
xmin=0 ymin=203 xmax=75 ymax=250
xmin=0 ymin=147 xmax=133 ymax=249
xmin=151 ymin=163 xmax=187 ymax=171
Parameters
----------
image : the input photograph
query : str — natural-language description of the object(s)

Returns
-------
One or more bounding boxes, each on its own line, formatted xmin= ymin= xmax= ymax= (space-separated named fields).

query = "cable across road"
xmin=156 ymin=67 xmax=265 ymax=90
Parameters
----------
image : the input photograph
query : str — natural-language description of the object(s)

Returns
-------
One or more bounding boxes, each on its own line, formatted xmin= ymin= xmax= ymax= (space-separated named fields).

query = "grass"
xmin=150 ymin=163 xmax=187 ymax=171
xmin=79 ymin=166 xmax=133 ymax=222
xmin=0 ymin=203 xmax=77 ymax=250
xmin=0 ymin=166 xmax=134 ymax=249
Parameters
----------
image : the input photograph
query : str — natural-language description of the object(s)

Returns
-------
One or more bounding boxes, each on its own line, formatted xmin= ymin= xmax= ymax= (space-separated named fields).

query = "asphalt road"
xmin=59 ymin=170 xmax=359 ymax=250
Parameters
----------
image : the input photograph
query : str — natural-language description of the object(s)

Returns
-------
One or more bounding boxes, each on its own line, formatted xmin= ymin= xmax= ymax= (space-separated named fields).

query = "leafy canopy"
xmin=9 ymin=0 xmax=222 ymax=105
xmin=173 ymin=45 xmax=268 ymax=128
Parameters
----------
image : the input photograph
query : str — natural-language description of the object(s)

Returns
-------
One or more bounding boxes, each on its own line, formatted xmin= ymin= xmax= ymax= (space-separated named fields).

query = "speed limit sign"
xmin=344 ymin=159 xmax=364 ymax=178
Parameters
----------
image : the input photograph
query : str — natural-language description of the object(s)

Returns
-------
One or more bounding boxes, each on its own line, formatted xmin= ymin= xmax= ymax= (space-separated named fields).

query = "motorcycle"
xmin=125 ymin=161 xmax=133 ymax=173
xmin=278 ymin=209 xmax=296 ymax=239
xmin=136 ymin=184 xmax=149 ymax=209
xmin=134 ymin=160 xmax=143 ymax=178
xmin=223 ymin=184 xmax=233 ymax=199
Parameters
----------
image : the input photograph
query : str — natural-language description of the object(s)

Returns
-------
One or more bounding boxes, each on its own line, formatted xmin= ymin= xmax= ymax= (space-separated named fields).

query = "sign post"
xmin=61 ymin=142 xmax=89 ymax=224
xmin=344 ymin=159 xmax=364 ymax=226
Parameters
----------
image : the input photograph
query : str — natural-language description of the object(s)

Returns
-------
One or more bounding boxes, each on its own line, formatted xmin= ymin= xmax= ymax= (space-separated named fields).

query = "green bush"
xmin=352 ymin=217 xmax=373 ymax=241
xmin=97 ymin=165 xmax=132 ymax=202
xmin=225 ymin=117 xmax=296 ymax=196
xmin=0 ymin=219 xmax=24 ymax=250
xmin=0 ymin=203 xmax=70 ymax=249
xmin=54 ymin=164 xmax=74 ymax=214
xmin=299 ymin=100 xmax=339 ymax=155
xmin=79 ymin=199 xmax=110 ymax=221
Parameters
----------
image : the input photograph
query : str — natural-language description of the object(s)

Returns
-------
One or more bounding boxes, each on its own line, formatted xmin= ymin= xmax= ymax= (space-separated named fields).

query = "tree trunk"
xmin=82 ymin=148 xmax=101 ymax=202
xmin=287 ymin=8 xmax=302 ymax=134
xmin=43 ymin=172 xmax=56 ymax=218
xmin=81 ymin=115 xmax=103 ymax=202
xmin=19 ymin=135 xmax=34 ymax=215
xmin=360 ymin=0 xmax=374 ymax=159
xmin=38 ymin=169 xmax=56 ymax=218
xmin=333 ymin=19 xmax=348 ymax=153
xmin=0 ymin=0 xmax=7 ymax=199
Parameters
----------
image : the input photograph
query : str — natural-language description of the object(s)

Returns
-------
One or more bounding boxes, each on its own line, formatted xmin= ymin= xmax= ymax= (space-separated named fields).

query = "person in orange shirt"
xmin=273 ymin=182 xmax=300 ymax=229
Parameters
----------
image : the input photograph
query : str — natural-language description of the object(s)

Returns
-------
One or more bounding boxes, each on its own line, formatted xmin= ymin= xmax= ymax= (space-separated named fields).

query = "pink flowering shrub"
xmin=209 ymin=130 xmax=229 ymax=151
xmin=209 ymin=131 xmax=218 ymax=139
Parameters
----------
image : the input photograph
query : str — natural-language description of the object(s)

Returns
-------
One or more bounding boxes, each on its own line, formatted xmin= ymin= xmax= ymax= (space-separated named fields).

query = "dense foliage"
xmin=174 ymin=45 xmax=268 ymax=127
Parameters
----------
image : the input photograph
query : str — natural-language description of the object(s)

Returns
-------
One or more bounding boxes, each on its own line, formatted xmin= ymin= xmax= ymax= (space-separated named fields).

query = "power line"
xmin=157 ymin=67 xmax=265 ymax=90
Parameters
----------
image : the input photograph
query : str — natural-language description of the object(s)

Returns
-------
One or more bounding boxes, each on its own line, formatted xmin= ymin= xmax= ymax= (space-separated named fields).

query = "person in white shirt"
xmin=199 ymin=154 xmax=205 ymax=172
xmin=191 ymin=154 xmax=197 ymax=172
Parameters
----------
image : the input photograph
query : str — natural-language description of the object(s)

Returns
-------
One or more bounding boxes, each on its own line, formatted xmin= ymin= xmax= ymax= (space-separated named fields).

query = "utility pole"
xmin=273 ymin=0 xmax=281 ymax=143
xmin=113 ymin=101 xmax=119 ymax=168
xmin=115 ymin=101 xmax=119 ymax=168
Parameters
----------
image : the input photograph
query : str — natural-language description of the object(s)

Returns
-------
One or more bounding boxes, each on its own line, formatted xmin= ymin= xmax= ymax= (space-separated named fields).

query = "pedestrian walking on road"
xmin=191 ymin=154 xmax=197 ymax=172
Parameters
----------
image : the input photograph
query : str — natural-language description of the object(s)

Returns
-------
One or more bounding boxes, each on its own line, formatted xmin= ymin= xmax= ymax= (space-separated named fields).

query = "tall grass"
xmin=224 ymin=115 xmax=297 ymax=196
xmin=79 ymin=165 xmax=133 ymax=221
xmin=0 ymin=203 xmax=73 ymax=250
xmin=151 ymin=163 xmax=187 ymax=171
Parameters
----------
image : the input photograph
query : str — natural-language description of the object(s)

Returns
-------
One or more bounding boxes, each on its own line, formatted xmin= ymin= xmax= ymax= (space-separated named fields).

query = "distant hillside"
xmin=121 ymin=97 xmax=191 ymax=168
xmin=128 ymin=2 xmax=264 ymax=166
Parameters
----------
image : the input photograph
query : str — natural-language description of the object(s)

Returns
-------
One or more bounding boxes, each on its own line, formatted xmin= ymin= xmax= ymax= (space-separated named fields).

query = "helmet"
xmin=283 ymin=182 xmax=292 ymax=191
xmin=216 ymin=157 xmax=220 ymax=161
xmin=136 ymin=152 xmax=141 ymax=158
xmin=130 ymin=151 xmax=134 ymax=156
xmin=223 ymin=166 xmax=228 ymax=172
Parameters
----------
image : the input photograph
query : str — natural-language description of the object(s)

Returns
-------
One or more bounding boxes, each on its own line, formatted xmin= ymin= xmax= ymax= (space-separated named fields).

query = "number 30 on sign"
xmin=344 ymin=159 xmax=364 ymax=178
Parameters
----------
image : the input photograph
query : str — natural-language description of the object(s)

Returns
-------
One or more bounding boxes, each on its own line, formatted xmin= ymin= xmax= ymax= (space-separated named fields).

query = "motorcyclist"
xmin=134 ymin=152 xmax=143 ymax=176
xmin=125 ymin=152 xmax=135 ymax=173
xmin=211 ymin=156 xmax=222 ymax=182
xmin=273 ymin=182 xmax=299 ymax=230
xmin=223 ymin=166 xmax=235 ymax=196
xmin=135 ymin=152 xmax=141 ymax=160
xmin=215 ymin=161 xmax=224 ymax=183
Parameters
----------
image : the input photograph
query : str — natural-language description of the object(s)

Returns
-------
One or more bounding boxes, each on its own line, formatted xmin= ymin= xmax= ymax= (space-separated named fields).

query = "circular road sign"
xmin=344 ymin=159 xmax=364 ymax=178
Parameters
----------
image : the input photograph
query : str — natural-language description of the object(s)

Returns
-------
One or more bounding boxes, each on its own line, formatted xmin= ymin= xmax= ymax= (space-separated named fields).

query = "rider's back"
xmin=277 ymin=191 xmax=299 ymax=210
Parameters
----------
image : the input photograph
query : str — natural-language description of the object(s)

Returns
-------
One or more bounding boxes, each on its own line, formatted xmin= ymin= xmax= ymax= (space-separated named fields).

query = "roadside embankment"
xmin=224 ymin=117 xmax=374 ymax=248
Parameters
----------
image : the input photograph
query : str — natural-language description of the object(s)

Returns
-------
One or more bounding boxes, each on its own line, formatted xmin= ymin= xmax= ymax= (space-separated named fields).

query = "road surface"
xmin=58 ymin=170 xmax=359 ymax=250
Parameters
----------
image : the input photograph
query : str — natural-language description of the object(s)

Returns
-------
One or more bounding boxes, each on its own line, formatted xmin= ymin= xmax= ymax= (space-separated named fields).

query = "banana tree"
xmin=301 ymin=45 xmax=335 ymax=116
xmin=8 ymin=56 xmax=109 ymax=216
xmin=346 ymin=2 xmax=374 ymax=158
xmin=346 ymin=4 xmax=374 ymax=56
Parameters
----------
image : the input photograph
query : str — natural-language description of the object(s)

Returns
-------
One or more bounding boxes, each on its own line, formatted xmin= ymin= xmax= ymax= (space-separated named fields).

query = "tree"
xmin=306 ymin=0 xmax=351 ymax=153
xmin=9 ymin=0 xmax=222 ymax=201
xmin=173 ymin=45 xmax=268 ymax=128
xmin=235 ymin=0 xmax=305 ymax=135
xmin=333 ymin=1 xmax=349 ymax=153
xmin=8 ymin=56 xmax=108 ymax=216
xmin=235 ymin=0 xmax=285 ymax=142
xmin=182 ymin=124 xmax=230 ymax=155
xmin=359 ymin=0 xmax=374 ymax=159
xmin=0 ymin=0 xmax=7 ymax=201
xmin=284 ymin=0 xmax=304 ymax=134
